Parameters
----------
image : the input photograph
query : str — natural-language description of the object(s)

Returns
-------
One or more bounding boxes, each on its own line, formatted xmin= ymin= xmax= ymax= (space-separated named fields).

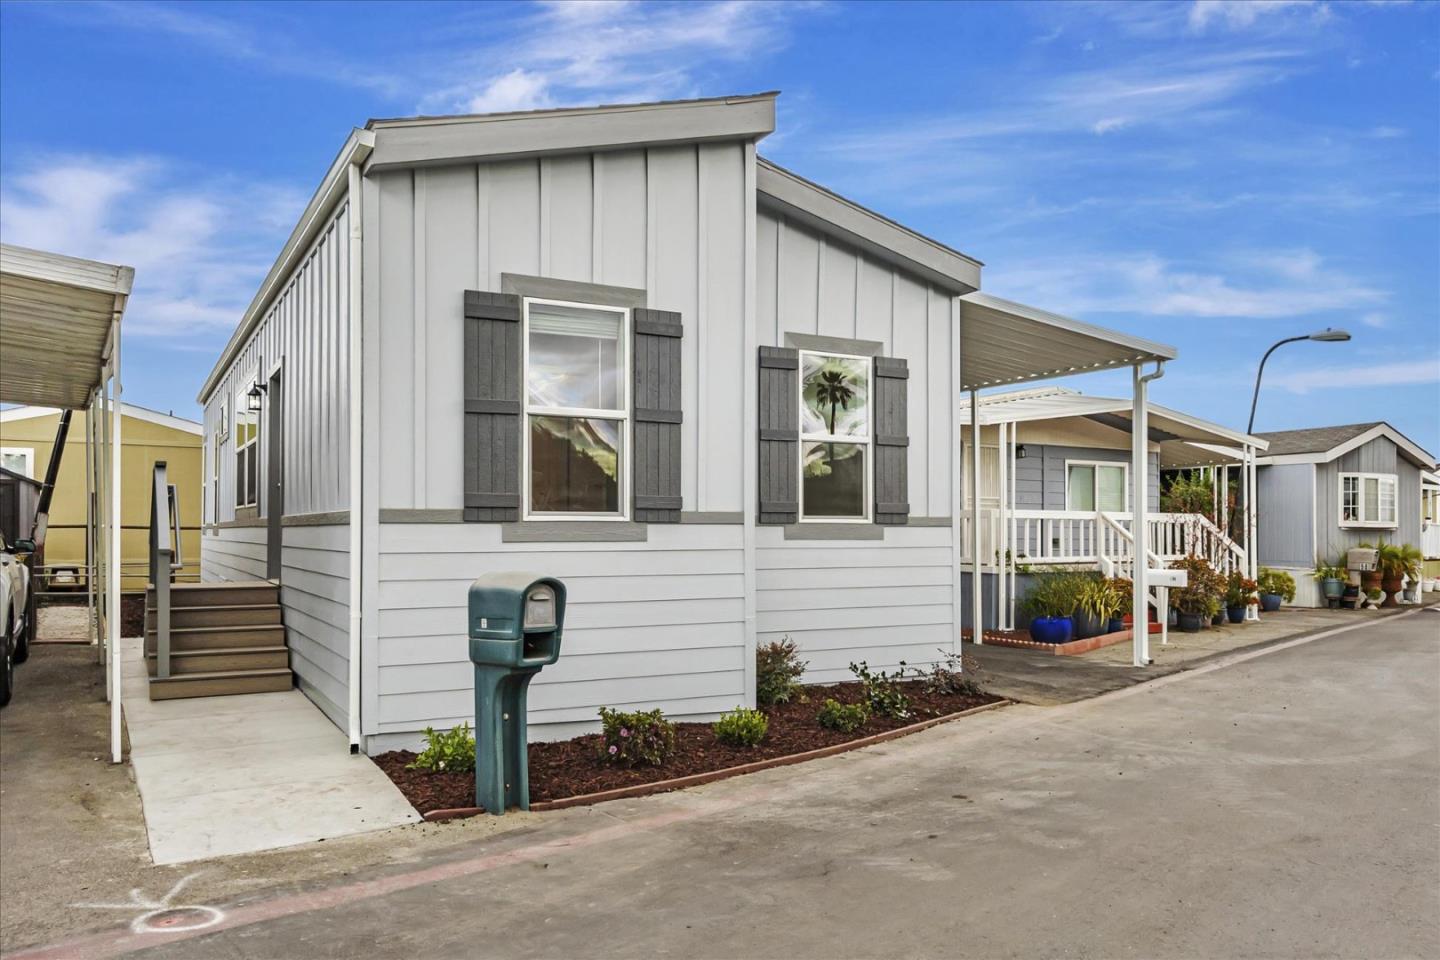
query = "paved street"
xmin=14 ymin=608 xmax=1439 ymax=960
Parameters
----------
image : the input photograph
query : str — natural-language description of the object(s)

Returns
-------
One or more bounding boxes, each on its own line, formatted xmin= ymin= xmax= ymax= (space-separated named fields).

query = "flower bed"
xmin=374 ymin=679 xmax=1002 ymax=816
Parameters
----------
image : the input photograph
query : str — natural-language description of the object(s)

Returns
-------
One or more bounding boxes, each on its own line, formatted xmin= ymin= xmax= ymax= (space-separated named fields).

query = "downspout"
xmin=346 ymin=159 xmax=365 ymax=753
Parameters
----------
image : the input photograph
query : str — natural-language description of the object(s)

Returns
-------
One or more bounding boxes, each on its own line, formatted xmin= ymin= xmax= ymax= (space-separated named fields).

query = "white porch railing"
xmin=959 ymin=509 xmax=1247 ymax=574
xmin=1423 ymin=522 xmax=1440 ymax=562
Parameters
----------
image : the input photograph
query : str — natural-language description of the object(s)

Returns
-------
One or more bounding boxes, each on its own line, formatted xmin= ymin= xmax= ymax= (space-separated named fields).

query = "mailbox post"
xmin=467 ymin=573 xmax=566 ymax=813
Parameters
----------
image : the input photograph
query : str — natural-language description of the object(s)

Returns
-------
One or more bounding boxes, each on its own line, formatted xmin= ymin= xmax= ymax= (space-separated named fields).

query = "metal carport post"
xmin=0 ymin=244 xmax=133 ymax=763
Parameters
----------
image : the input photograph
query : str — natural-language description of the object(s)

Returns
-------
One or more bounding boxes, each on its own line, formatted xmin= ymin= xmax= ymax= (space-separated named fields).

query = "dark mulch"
xmin=375 ymin=678 xmax=1001 ymax=814
xmin=121 ymin=595 xmax=146 ymax=637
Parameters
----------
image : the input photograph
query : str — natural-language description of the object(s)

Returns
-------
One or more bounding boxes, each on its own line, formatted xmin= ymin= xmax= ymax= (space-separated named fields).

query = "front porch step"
xmin=149 ymin=581 xmax=279 ymax=608
xmin=146 ymin=645 xmax=290 ymax=676
xmin=145 ymin=603 xmax=283 ymax=629
xmin=148 ymin=668 xmax=294 ymax=701
xmin=144 ymin=623 xmax=288 ymax=652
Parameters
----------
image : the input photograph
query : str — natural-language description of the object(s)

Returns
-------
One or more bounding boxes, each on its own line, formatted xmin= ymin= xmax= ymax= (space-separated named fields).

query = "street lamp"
xmin=1246 ymin=328 xmax=1351 ymax=433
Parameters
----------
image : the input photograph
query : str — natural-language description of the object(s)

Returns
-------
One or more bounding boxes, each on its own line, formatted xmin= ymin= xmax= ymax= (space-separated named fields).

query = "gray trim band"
xmin=783 ymin=523 xmax=885 ymax=541
xmin=380 ymin=509 xmax=464 ymax=523
xmin=784 ymin=332 xmax=885 ymax=358
xmin=209 ymin=517 xmax=265 ymax=529
xmin=908 ymin=516 xmax=952 ymax=527
xmin=502 ymin=522 xmax=648 ymax=543
xmin=282 ymin=511 xmax=351 ymax=527
xmin=502 ymin=273 xmax=647 ymax=309
xmin=680 ymin=511 xmax=743 ymax=524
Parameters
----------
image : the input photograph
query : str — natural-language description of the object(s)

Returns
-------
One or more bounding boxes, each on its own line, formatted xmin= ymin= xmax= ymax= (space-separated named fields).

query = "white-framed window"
xmin=799 ymin=350 xmax=872 ymax=522
xmin=1066 ymin=460 xmax=1129 ymax=512
xmin=234 ymin=382 xmax=260 ymax=509
xmin=0 ymin=447 xmax=35 ymax=479
xmin=522 ymin=297 xmax=630 ymax=519
xmin=1339 ymin=472 xmax=1397 ymax=527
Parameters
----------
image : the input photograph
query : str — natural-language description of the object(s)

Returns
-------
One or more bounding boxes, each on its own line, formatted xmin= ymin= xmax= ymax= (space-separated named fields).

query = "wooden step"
xmin=144 ymin=623 xmax=287 ymax=653
xmin=146 ymin=603 xmax=283 ymax=630
xmin=147 ymin=581 xmax=278 ymax=608
xmin=146 ymin=645 xmax=290 ymax=676
xmin=148 ymin=668 xmax=294 ymax=701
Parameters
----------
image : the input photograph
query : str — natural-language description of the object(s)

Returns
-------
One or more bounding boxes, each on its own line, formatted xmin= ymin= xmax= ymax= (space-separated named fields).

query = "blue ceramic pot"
xmin=1106 ymin=617 xmax=1125 ymax=634
xmin=1177 ymin=612 xmax=1204 ymax=632
xmin=1226 ymin=605 xmax=1246 ymax=624
xmin=1029 ymin=616 xmax=1073 ymax=645
xmin=1260 ymin=593 xmax=1283 ymax=612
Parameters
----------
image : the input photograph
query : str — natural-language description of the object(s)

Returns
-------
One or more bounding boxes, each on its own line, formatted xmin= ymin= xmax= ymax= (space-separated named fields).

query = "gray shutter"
xmin=632 ymin=307 xmax=683 ymax=523
xmin=758 ymin=346 xmax=799 ymax=524
xmin=463 ymin=290 xmax=522 ymax=522
xmin=873 ymin=356 xmax=909 ymax=525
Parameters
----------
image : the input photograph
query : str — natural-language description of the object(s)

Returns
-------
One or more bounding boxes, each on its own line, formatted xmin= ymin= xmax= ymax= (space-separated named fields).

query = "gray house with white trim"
xmin=197 ymin=93 xmax=1179 ymax=753
xmin=1254 ymin=421 xmax=1435 ymax=605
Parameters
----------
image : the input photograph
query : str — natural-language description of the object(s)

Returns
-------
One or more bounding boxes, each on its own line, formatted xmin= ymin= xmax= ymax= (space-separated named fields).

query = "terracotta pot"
xmin=1361 ymin=570 xmax=1382 ymax=591
xmin=1380 ymin=578 xmax=1403 ymax=608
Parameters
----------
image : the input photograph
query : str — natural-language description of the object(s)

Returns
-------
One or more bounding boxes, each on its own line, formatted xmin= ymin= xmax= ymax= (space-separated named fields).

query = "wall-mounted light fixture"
xmin=246 ymin=380 xmax=267 ymax=412
xmin=1016 ymin=444 xmax=1027 ymax=459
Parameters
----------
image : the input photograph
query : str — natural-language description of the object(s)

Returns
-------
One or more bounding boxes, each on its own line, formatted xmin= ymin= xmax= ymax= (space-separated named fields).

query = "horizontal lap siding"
xmin=280 ymin=524 xmax=349 ymax=731
xmin=200 ymin=527 xmax=267 ymax=582
xmin=756 ymin=526 xmax=954 ymax=684
xmin=374 ymin=523 xmax=746 ymax=739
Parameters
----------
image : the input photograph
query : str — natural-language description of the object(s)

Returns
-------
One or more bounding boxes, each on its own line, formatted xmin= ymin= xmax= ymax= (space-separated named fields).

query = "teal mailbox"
xmin=467 ymin=572 xmax=566 ymax=813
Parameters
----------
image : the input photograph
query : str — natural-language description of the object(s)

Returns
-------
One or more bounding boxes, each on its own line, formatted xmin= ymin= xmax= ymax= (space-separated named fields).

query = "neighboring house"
xmin=0 ymin=404 xmax=203 ymax=591
xmin=956 ymin=387 xmax=1266 ymax=626
xmin=1254 ymin=422 xmax=1437 ymax=606
xmin=1423 ymin=470 xmax=1440 ymax=581
xmin=196 ymin=93 xmax=1180 ymax=753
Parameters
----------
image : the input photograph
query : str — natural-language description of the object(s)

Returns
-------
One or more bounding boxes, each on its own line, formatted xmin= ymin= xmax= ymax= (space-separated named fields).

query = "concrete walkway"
xmin=968 ymin=604 xmax=1416 ymax=705
xmin=121 ymin=638 xmax=419 ymax=865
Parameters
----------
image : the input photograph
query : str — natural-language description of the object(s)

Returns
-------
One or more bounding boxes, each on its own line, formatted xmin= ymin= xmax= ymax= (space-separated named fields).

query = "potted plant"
xmin=1311 ymin=557 xmax=1347 ymax=603
xmin=1076 ymin=576 xmax=1121 ymax=639
xmin=1105 ymin=577 xmax=1130 ymax=634
xmin=1357 ymin=541 xmax=1384 ymax=593
xmin=1256 ymin=568 xmax=1295 ymax=612
xmin=1399 ymin=544 xmax=1423 ymax=602
xmin=1224 ymin=573 xmax=1258 ymax=624
xmin=1374 ymin=542 xmax=1406 ymax=608
xmin=1169 ymin=555 xmax=1221 ymax=632
xmin=1021 ymin=572 xmax=1079 ymax=644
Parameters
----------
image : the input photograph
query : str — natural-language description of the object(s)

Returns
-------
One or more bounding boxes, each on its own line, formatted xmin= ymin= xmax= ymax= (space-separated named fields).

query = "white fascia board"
xmin=1255 ymin=452 xmax=1325 ymax=466
xmin=1149 ymin=404 xmax=1268 ymax=450
xmin=367 ymin=93 xmax=777 ymax=173
xmin=1278 ymin=423 xmax=1438 ymax=472
xmin=197 ymin=129 xmax=375 ymax=403
xmin=756 ymin=159 xmax=982 ymax=295
xmin=0 ymin=402 xmax=198 ymax=434
xmin=0 ymin=243 xmax=134 ymax=298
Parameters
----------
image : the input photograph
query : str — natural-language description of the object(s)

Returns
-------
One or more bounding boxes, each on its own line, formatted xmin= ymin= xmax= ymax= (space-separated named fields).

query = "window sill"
xmin=1339 ymin=521 xmax=1398 ymax=530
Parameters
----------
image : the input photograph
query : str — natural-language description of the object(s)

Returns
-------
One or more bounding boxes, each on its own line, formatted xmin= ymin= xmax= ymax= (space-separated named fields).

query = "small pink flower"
xmin=608 ymin=745 xmax=618 ymax=755
xmin=620 ymin=728 xmax=630 ymax=738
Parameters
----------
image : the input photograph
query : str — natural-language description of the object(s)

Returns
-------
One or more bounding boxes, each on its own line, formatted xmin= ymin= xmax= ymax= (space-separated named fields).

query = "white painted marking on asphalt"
xmin=71 ymin=871 xmax=227 ymax=934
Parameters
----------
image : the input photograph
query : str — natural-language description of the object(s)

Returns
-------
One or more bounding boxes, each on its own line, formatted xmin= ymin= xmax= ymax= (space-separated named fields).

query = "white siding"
xmin=280 ymin=524 xmax=351 ymax=730
xmin=374 ymin=523 xmax=745 ymax=743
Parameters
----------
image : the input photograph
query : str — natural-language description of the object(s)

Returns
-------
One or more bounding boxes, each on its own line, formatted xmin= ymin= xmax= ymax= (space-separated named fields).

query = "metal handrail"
xmin=148 ymin=461 xmax=180 ymax=679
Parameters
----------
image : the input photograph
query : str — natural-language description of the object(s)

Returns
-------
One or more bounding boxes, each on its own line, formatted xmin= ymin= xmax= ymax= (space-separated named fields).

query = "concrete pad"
xmin=120 ymin=637 xmax=419 ymax=865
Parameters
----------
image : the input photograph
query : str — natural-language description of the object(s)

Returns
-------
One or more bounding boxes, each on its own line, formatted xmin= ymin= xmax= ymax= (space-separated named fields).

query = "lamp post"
xmin=1246 ymin=328 xmax=1351 ymax=434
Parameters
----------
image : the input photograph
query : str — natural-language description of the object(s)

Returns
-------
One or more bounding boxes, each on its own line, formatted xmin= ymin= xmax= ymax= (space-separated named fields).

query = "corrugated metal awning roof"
xmin=959 ymin=293 xmax=1175 ymax=391
xmin=0 ymin=244 xmax=132 ymax=409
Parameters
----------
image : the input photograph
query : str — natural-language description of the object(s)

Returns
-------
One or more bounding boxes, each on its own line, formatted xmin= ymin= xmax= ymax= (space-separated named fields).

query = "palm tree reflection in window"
xmin=800 ymin=354 xmax=870 ymax=519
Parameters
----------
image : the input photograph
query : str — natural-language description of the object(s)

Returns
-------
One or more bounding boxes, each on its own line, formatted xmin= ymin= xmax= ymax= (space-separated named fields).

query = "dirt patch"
xmin=122 ymin=594 xmax=146 ymax=637
xmin=375 ymin=679 xmax=1001 ymax=814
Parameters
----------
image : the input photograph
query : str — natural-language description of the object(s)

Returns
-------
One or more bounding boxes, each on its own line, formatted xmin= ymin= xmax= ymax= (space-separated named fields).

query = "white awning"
xmin=959 ymin=293 xmax=1175 ymax=391
xmin=0 ymin=244 xmax=133 ymax=409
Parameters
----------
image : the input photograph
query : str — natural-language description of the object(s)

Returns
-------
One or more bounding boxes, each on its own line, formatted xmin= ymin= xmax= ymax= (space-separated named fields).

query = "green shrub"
xmin=1019 ymin=569 xmax=1088 ymax=620
xmin=1257 ymin=567 xmax=1296 ymax=602
xmin=849 ymin=660 xmax=912 ymax=719
xmin=598 ymin=707 xmax=675 ymax=767
xmin=756 ymin=637 xmax=808 ymax=707
xmin=817 ymin=698 xmax=869 ymax=733
xmin=712 ymin=707 xmax=769 ymax=747
xmin=919 ymin=649 xmax=985 ymax=698
xmin=407 ymin=723 xmax=476 ymax=773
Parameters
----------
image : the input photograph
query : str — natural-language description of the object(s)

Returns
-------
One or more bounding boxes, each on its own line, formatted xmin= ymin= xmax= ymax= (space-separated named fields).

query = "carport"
xmin=0 ymin=243 xmax=132 ymax=762
xmin=958 ymin=292 xmax=1177 ymax=667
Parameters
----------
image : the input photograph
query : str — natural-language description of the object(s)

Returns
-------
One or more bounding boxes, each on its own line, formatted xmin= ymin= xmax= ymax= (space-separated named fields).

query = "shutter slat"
xmin=873 ymin=355 xmax=910 ymax=526
xmin=463 ymin=291 xmax=522 ymax=523
xmin=632 ymin=308 xmax=683 ymax=523
xmin=758 ymin=346 xmax=800 ymax=524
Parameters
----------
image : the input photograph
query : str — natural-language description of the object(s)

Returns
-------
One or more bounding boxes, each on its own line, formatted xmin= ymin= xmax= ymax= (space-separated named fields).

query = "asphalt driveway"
xmin=12 ymin=607 xmax=1439 ymax=960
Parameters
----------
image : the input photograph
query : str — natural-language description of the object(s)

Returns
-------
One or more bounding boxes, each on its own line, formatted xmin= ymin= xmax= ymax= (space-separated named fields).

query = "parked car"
xmin=0 ymin=532 xmax=34 ymax=707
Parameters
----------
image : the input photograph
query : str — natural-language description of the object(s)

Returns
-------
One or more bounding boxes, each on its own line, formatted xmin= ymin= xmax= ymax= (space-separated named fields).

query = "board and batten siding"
xmin=754 ymin=207 xmax=959 ymax=682
xmin=363 ymin=143 xmax=753 ymax=745
xmin=1313 ymin=436 xmax=1423 ymax=561
xmin=200 ymin=200 xmax=353 ymax=733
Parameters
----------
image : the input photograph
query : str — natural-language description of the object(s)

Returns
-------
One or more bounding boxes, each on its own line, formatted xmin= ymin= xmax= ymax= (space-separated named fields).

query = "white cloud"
xmin=1360 ymin=312 xmax=1387 ymax=328
xmin=0 ymin=154 xmax=304 ymax=338
xmin=1269 ymin=358 xmax=1440 ymax=393
xmin=465 ymin=68 xmax=555 ymax=114
xmin=985 ymin=250 xmax=1387 ymax=319
xmin=1188 ymin=1 xmax=1322 ymax=32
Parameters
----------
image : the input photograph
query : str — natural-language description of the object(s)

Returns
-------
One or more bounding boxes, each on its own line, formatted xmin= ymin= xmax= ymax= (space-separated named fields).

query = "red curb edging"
xmin=420 ymin=699 xmax=1012 ymax=821
xmin=977 ymin=627 xmax=1139 ymax=656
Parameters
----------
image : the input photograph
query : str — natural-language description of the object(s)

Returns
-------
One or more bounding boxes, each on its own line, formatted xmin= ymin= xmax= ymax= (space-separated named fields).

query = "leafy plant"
xmin=1160 ymin=474 xmax=1215 ymax=517
xmin=1257 ymin=567 xmax=1296 ymax=602
xmin=598 ymin=707 xmax=676 ymax=767
xmin=917 ymin=648 xmax=985 ymax=698
xmin=1108 ymin=577 xmax=1134 ymax=617
xmin=1019 ymin=569 xmax=1086 ymax=620
xmin=1169 ymin=555 xmax=1225 ymax=616
xmin=817 ymin=698 xmax=869 ymax=733
xmin=712 ymin=707 xmax=769 ymax=747
xmin=849 ymin=660 xmax=912 ymax=719
xmin=1224 ymin=572 xmax=1258 ymax=608
xmin=1078 ymin=576 xmax=1123 ymax=621
xmin=407 ymin=723 xmax=476 ymax=774
xmin=756 ymin=637 xmax=808 ymax=707
xmin=1311 ymin=556 xmax=1347 ymax=582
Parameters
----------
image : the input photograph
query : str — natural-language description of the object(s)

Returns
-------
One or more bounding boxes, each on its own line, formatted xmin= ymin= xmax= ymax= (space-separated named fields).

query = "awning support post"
xmin=1132 ymin=361 xmax=1163 ymax=667
xmin=970 ymin=389 xmax=983 ymax=644
xmin=108 ymin=322 xmax=123 ymax=764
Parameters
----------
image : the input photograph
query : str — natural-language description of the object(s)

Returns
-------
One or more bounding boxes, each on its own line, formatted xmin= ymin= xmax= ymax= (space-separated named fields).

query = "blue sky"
xmin=2 ymin=0 xmax=1437 ymax=451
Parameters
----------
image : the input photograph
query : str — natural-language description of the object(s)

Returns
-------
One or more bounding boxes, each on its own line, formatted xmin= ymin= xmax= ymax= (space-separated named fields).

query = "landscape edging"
xmin=420 ymin=699 xmax=1012 ymax=821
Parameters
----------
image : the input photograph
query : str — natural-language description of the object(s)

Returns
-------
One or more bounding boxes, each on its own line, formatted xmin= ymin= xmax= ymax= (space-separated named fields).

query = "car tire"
xmin=12 ymin=611 xmax=29 ymax=665
xmin=0 ymin=624 xmax=13 ymax=708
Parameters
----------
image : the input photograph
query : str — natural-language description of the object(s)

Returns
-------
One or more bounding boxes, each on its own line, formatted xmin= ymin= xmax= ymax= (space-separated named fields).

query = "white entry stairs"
xmin=144 ymin=581 xmax=294 ymax=700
